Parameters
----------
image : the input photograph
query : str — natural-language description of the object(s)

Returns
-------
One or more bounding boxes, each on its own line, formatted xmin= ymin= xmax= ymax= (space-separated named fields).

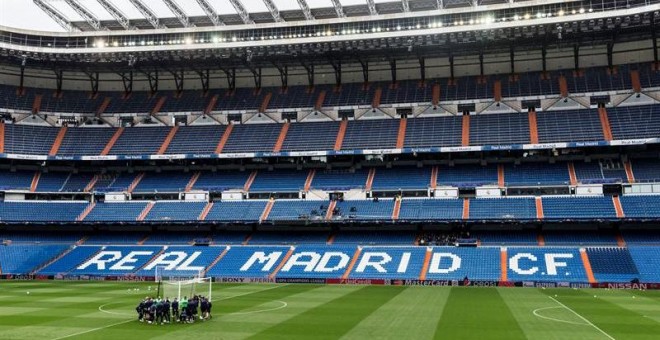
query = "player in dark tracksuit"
xmin=143 ymin=298 xmax=154 ymax=323
xmin=186 ymin=298 xmax=196 ymax=323
xmin=148 ymin=303 xmax=157 ymax=324
xmin=155 ymin=300 xmax=164 ymax=325
xmin=171 ymin=298 xmax=179 ymax=320
xmin=163 ymin=299 xmax=171 ymax=324
xmin=136 ymin=299 xmax=145 ymax=322
xmin=200 ymin=298 xmax=209 ymax=320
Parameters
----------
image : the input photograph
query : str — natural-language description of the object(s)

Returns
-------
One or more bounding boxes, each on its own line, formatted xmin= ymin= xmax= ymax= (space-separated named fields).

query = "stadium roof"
xmin=4 ymin=0 xmax=531 ymax=32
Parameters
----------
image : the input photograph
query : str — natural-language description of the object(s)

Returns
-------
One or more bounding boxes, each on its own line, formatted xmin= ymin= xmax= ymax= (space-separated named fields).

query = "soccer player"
xmin=187 ymin=297 xmax=197 ymax=323
xmin=163 ymin=298 xmax=171 ymax=324
xmin=143 ymin=297 xmax=154 ymax=323
xmin=148 ymin=302 xmax=157 ymax=324
xmin=180 ymin=297 xmax=188 ymax=323
xmin=200 ymin=297 xmax=209 ymax=320
xmin=155 ymin=299 xmax=164 ymax=325
xmin=136 ymin=298 xmax=145 ymax=322
xmin=171 ymin=298 xmax=179 ymax=320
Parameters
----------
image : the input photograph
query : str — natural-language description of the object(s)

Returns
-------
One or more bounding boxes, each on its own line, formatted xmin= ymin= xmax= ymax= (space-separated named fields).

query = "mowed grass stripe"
xmin=589 ymin=289 xmax=660 ymax=324
xmin=146 ymin=284 xmax=366 ymax=340
xmin=60 ymin=283 xmax=323 ymax=340
xmin=433 ymin=287 xmax=526 ymax=340
xmin=541 ymin=288 xmax=660 ymax=340
xmin=246 ymin=285 xmax=406 ymax=340
xmin=0 ymin=282 xmax=297 ymax=340
xmin=0 ymin=282 xmax=134 ymax=339
xmin=340 ymin=286 xmax=451 ymax=340
xmin=498 ymin=288 xmax=608 ymax=340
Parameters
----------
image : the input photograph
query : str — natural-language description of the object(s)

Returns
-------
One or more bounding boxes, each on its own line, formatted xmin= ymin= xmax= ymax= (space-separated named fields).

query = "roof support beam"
xmin=401 ymin=0 xmax=410 ymax=12
xmin=127 ymin=0 xmax=165 ymax=29
xmin=262 ymin=0 xmax=284 ymax=23
xmin=228 ymin=0 xmax=254 ymax=24
xmin=366 ymin=0 xmax=377 ymax=16
xmin=96 ymin=0 xmax=133 ymax=30
xmin=32 ymin=0 xmax=77 ymax=32
xmin=437 ymin=0 xmax=443 ymax=9
xmin=63 ymin=0 xmax=104 ymax=30
xmin=330 ymin=0 xmax=345 ymax=18
xmin=163 ymin=0 xmax=194 ymax=28
xmin=194 ymin=0 xmax=223 ymax=26
xmin=296 ymin=0 xmax=315 ymax=20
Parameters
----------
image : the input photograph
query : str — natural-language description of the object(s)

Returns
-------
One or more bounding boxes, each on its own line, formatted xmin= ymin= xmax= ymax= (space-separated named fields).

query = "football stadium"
xmin=0 ymin=0 xmax=660 ymax=338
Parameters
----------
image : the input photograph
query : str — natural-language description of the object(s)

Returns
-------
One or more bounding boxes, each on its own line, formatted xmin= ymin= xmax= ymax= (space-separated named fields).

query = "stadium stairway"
xmin=528 ymin=110 xmax=539 ymax=144
xmin=0 ymin=123 xmax=4 ymax=154
xmin=157 ymin=126 xmax=179 ymax=154
xmin=624 ymin=160 xmax=636 ymax=183
xmin=342 ymin=247 xmax=362 ymax=280
xmin=273 ymin=122 xmax=290 ymax=153
xmin=598 ymin=106 xmax=614 ymax=141
xmin=29 ymin=246 xmax=76 ymax=275
xmin=461 ymin=115 xmax=470 ymax=146
xmin=201 ymin=246 xmax=230 ymax=277
xmin=334 ymin=120 xmax=348 ymax=151
xmin=48 ymin=126 xmax=67 ymax=156
xmin=76 ymin=202 xmax=96 ymax=222
xmin=29 ymin=171 xmax=41 ymax=193
xmin=630 ymin=69 xmax=642 ymax=92
xmin=419 ymin=247 xmax=433 ymax=281
xmin=214 ymin=124 xmax=233 ymax=153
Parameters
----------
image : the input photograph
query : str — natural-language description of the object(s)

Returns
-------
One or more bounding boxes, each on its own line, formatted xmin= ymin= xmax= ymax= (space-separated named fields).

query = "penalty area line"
xmin=548 ymin=296 xmax=616 ymax=340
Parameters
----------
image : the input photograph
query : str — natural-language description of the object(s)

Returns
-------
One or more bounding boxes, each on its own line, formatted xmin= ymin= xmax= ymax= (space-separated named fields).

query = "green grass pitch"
xmin=0 ymin=281 xmax=658 ymax=339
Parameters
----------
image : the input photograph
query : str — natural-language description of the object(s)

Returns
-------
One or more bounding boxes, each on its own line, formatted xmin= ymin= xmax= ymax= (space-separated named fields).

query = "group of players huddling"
xmin=136 ymin=295 xmax=212 ymax=325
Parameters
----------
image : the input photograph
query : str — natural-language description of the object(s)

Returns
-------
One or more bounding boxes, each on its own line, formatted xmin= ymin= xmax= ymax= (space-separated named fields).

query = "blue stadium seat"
xmin=57 ymin=127 xmax=116 ymax=156
xmin=586 ymin=247 xmax=640 ymax=282
xmin=0 ymin=201 xmax=87 ymax=222
xmin=165 ymin=125 xmax=226 ymax=154
xmin=85 ymin=202 xmax=148 ymax=222
xmin=341 ymin=119 xmax=399 ymax=150
xmin=250 ymin=169 xmax=307 ymax=192
xmin=0 ymin=244 xmax=69 ymax=274
xmin=537 ymin=109 xmax=604 ymax=143
xmin=542 ymin=196 xmax=617 ymax=220
xmin=620 ymin=195 xmax=660 ymax=219
xmin=205 ymin=200 xmax=268 ymax=222
xmin=398 ymin=198 xmax=463 ymax=221
xmin=145 ymin=201 xmax=207 ymax=222
xmin=628 ymin=247 xmax=660 ymax=282
xmin=221 ymin=124 xmax=280 ymax=153
xmin=370 ymin=166 xmax=431 ymax=190
xmin=470 ymin=198 xmax=536 ymax=220
xmin=470 ymin=113 xmax=530 ymax=146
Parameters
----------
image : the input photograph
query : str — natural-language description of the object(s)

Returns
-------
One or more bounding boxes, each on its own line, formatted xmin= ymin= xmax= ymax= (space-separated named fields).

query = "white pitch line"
xmin=98 ymin=302 xmax=134 ymax=316
xmin=532 ymin=306 xmax=589 ymax=326
xmin=50 ymin=319 xmax=134 ymax=340
xmin=549 ymin=296 xmax=616 ymax=340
